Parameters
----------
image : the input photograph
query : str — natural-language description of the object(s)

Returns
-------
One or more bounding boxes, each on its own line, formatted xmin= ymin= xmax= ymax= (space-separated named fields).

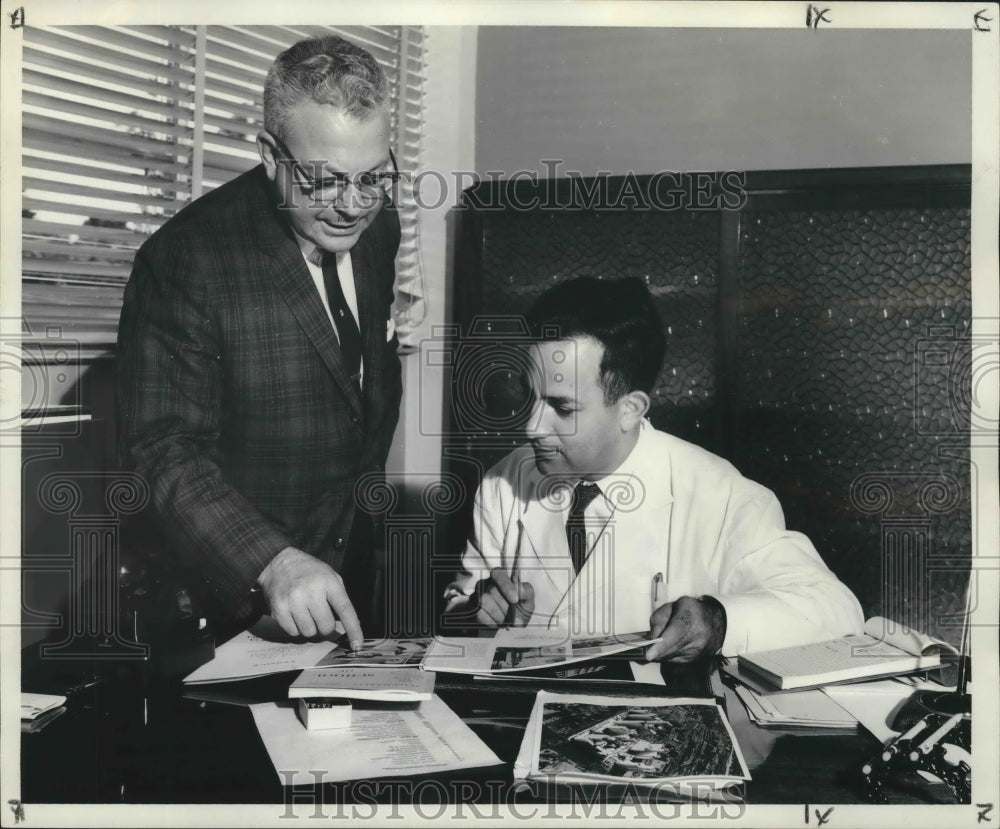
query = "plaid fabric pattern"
xmin=116 ymin=166 xmax=402 ymax=621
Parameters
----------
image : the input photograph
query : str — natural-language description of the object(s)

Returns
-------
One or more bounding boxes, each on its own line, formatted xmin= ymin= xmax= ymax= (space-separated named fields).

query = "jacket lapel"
xmin=520 ymin=422 xmax=677 ymax=634
xmin=249 ymin=173 xmax=364 ymax=418
xmin=518 ymin=476 xmax=576 ymax=605
xmin=269 ymin=244 xmax=364 ymax=418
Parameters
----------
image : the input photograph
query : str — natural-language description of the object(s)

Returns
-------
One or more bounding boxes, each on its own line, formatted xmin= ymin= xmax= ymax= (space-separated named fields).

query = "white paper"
xmin=821 ymin=678 xmax=932 ymax=742
xmin=733 ymin=685 xmax=858 ymax=727
xmin=183 ymin=616 xmax=342 ymax=684
xmin=628 ymin=660 xmax=666 ymax=685
xmin=250 ymin=695 xmax=502 ymax=784
xmin=493 ymin=627 xmax=573 ymax=647
xmin=21 ymin=692 xmax=67 ymax=720
xmin=822 ymin=678 xmax=971 ymax=784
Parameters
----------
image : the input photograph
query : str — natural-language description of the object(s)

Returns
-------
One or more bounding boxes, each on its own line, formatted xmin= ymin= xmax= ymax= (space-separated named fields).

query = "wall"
xmin=385 ymin=25 xmax=478 ymax=483
xmin=387 ymin=24 xmax=971 ymax=488
xmin=475 ymin=27 xmax=971 ymax=176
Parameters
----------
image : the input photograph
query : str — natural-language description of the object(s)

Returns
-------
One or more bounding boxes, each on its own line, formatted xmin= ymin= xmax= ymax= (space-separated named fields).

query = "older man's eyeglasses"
xmin=271 ymin=135 xmax=400 ymax=206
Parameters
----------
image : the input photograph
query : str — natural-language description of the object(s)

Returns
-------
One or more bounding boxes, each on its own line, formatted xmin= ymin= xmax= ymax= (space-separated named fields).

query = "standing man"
xmin=445 ymin=277 xmax=864 ymax=661
xmin=117 ymin=36 xmax=403 ymax=647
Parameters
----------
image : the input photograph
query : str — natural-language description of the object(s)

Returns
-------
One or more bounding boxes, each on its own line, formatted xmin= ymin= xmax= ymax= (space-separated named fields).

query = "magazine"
xmin=312 ymin=637 xmax=432 ymax=669
xmin=421 ymin=630 xmax=660 ymax=676
xmin=183 ymin=615 xmax=431 ymax=684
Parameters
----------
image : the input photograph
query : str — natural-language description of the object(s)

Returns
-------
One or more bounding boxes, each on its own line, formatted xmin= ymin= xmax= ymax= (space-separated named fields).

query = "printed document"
xmin=250 ymin=695 xmax=502 ymax=784
xmin=184 ymin=616 xmax=341 ymax=683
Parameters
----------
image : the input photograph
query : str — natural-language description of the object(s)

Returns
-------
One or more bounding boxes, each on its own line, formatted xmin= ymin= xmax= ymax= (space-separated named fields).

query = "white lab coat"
xmin=445 ymin=422 xmax=864 ymax=655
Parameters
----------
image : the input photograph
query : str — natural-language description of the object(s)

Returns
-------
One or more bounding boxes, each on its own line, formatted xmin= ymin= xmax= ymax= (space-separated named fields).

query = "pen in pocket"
xmin=651 ymin=572 xmax=666 ymax=614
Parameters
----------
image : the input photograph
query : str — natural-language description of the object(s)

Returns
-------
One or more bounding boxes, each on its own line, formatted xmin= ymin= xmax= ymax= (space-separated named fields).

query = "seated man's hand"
xmin=472 ymin=567 xmax=535 ymax=628
xmin=257 ymin=546 xmax=363 ymax=648
xmin=645 ymin=595 xmax=726 ymax=663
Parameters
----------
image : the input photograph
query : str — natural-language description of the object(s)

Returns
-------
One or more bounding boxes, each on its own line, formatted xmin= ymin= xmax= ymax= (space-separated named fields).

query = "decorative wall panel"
xmin=732 ymin=205 xmax=971 ymax=644
xmin=450 ymin=167 xmax=972 ymax=647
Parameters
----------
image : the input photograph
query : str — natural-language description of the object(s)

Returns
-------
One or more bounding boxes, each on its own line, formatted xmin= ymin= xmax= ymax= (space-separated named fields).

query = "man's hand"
xmin=645 ymin=595 xmax=726 ymax=663
xmin=257 ymin=546 xmax=364 ymax=648
xmin=472 ymin=567 xmax=535 ymax=627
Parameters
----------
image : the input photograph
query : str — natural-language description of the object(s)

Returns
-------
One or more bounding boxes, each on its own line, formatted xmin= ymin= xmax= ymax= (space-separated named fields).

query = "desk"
xmin=21 ymin=636 xmax=968 ymax=814
xmin=19 ymin=652 xmax=961 ymax=809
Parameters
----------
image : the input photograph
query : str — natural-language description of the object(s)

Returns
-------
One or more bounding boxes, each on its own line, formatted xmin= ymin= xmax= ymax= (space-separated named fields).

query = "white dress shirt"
xmin=293 ymin=235 xmax=364 ymax=383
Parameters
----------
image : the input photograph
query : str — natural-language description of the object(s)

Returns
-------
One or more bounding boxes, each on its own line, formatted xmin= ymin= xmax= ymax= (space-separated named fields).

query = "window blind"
xmin=21 ymin=24 xmax=425 ymax=358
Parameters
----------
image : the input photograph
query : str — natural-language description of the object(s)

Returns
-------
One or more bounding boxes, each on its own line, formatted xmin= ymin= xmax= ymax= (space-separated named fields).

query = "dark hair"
xmin=264 ymin=36 xmax=388 ymax=141
xmin=525 ymin=277 xmax=666 ymax=404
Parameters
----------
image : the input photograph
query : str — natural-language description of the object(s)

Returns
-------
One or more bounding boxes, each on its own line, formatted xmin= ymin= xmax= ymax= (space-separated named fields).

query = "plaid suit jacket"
xmin=116 ymin=165 xmax=402 ymax=622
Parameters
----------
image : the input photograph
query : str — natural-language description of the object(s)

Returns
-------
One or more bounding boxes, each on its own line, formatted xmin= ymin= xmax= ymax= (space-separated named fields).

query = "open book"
xmin=737 ymin=617 xmax=959 ymax=691
xmin=514 ymin=691 xmax=749 ymax=796
xmin=421 ymin=629 xmax=660 ymax=676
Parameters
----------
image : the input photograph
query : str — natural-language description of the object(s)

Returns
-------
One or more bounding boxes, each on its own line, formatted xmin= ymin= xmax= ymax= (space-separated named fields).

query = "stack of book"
xmin=720 ymin=617 xmax=960 ymax=735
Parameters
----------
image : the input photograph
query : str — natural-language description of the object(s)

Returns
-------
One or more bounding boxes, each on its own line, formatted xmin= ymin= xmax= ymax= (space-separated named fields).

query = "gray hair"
xmin=264 ymin=35 xmax=389 ymax=141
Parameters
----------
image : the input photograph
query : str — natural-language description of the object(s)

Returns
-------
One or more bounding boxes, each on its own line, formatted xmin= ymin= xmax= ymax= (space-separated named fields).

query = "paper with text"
xmin=250 ymin=695 xmax=501 ymax=784
xmin=183 ymin=616 xmax=342 ymax=684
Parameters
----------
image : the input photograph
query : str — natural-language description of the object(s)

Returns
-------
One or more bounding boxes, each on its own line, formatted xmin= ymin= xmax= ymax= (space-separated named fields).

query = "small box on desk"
xmin=298 ymin=697 xmax=352 ymax=730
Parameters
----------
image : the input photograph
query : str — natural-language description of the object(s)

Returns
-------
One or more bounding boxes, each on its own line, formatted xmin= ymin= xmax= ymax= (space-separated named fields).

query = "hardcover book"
xmin=736 ymin=617 xmax=958 ymax=691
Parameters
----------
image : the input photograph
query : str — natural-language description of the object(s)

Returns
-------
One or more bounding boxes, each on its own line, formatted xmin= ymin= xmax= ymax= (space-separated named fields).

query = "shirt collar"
xmin=290 ymin=229 xmax=325 ymax=267
xmin=562 ymin=419 xmax=650 ymax=509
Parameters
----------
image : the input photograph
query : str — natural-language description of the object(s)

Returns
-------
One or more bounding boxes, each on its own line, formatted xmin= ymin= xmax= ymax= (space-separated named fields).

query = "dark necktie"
xmin=566 ymin=482 xmax=602 ymax=573
xmin=321 ymin=254 xmax=362 ymax=381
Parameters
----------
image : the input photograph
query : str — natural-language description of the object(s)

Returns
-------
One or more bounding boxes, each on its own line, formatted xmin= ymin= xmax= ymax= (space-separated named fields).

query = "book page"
xmin=863 ymin=616 xmax=961 ymax=657
xmin=745 ymin=635 xmax=919 ymax=678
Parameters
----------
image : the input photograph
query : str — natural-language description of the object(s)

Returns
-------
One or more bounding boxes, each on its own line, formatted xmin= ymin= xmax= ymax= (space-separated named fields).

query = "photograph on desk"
xmin=4 ymin=0 xmax=997 ymax=825
xmin=514 ymin=691 xmax=750 ymax=794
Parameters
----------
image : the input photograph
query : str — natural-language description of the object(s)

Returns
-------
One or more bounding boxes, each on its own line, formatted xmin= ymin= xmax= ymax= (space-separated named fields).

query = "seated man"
xmin=444 ymin=277 xmax=864 ymax=662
